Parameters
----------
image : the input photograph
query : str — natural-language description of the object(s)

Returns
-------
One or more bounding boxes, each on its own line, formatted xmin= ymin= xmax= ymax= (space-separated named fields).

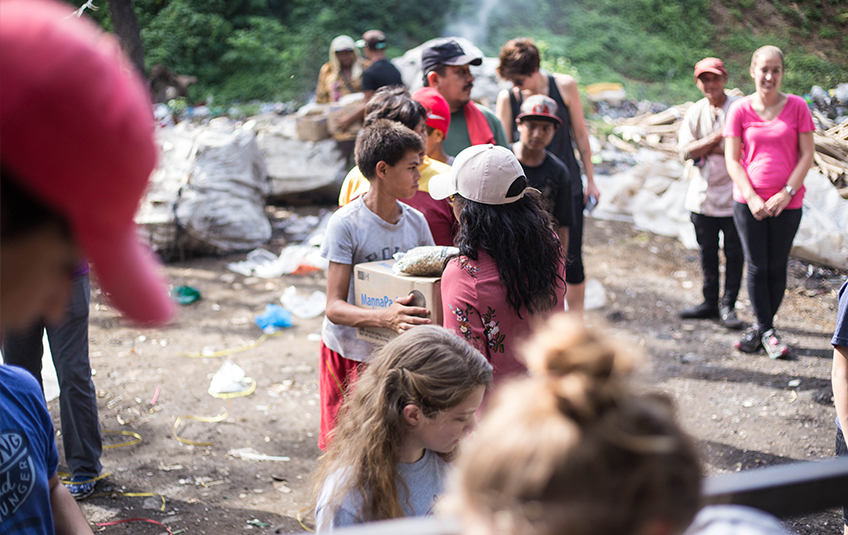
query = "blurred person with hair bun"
xmin=445 ymin=313 xmax=790 ymax=535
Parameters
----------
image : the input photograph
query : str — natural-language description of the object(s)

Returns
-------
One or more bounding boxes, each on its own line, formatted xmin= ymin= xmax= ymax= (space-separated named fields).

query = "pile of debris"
xmin=610 ymin=103 xmax=693 ymax=158
xmin=806 ymin=84 xmax=848 ymax=128
xmin=814 ymin=122 xmax=848 ymax=195
xmin=608 ymin=86 xmax=848 ymax=196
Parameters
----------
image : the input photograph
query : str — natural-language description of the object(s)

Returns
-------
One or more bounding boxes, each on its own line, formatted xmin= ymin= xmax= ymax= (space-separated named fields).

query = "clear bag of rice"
xmin=393 ymin=246 xmax=459 ymax=276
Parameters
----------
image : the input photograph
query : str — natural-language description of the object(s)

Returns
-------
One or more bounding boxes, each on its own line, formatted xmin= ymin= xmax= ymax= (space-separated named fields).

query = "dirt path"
xmin=67 ymin=210 xmax=845 ymax=534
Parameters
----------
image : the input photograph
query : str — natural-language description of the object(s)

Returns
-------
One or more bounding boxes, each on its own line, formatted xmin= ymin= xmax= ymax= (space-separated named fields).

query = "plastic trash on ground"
xmin=226 ymin=244 xmax=329 ymax=278
xmin=563 ymin=278 xmax=607 ymax=312
xmin=280 ymin=286 xmax=326 ymax=319
xmin=227 ymin=447 xmax=290 ymax=462
xmin=209 ymin=359 xmax=251 ymax=395
xmin=255 ymin=304 xmax=293 ymax=333
xmin=172 ymin=285 xmax=201 ymax=305
xmin=226 ymin=249 xmax=277 ymax=277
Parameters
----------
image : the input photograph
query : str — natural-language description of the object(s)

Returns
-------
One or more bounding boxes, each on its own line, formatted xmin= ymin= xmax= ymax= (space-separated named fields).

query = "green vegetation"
xmin=82 ymin=0 xmax=457 ymax=103
xmin=484 ymin=0 xmax=848 ymax=103
xmin=82 ymin=0 xmax=847 ymax=106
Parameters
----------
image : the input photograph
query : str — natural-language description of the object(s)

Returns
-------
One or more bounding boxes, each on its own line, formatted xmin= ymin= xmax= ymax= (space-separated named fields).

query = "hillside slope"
xmin=86 ymin=0 xmax=846 ymax=104
xmin=482 ymin=0 xmax=847 ymax=102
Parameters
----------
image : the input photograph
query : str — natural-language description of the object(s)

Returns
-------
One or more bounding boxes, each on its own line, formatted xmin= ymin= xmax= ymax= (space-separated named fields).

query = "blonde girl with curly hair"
xmin=313 ymin=325 xmax=493 ymax=530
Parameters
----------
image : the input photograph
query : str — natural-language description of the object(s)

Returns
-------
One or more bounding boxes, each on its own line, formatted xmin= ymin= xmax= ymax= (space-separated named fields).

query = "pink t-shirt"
xmin=723 ymin=94 xmax=814 ymax=209
xmin=441 ymin=250 xmax=566 ymax=384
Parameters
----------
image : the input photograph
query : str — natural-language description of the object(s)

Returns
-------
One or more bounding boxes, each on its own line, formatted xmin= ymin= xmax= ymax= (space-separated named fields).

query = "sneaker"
xmin=720 ymin=306 xmax=743 ymax=330
xmin=65 ymin=476 xmax=95 ymax=500
xmin=761 ymin=329 xmax=791 ymax=359
xmin=735 ymin=328 xmax=762 ymax=353
xmin=679 ymin=302 xmax=719 ymax=320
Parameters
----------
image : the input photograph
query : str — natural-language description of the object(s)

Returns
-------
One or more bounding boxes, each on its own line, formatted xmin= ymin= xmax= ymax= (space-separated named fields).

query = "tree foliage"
xmin=82 ymin=0 xmax=458 ymax=103
xmin=484 ymin=0 xmax=847 ymax=102
xmin=79 ymin=0 xmax=847 ymax=105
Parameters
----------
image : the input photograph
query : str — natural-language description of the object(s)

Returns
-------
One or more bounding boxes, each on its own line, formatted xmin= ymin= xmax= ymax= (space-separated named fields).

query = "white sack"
xmin=138 ymin=120 xmax=271 ymax=254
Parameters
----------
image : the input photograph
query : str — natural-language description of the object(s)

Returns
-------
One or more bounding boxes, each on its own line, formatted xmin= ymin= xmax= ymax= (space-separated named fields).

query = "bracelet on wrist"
xmin=784 ymin=184 xmax=796 ymax=197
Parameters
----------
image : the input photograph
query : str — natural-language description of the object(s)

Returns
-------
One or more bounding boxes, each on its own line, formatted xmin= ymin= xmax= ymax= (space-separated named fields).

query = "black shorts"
xmin=565 ymin=193 xmax=585 ymax=285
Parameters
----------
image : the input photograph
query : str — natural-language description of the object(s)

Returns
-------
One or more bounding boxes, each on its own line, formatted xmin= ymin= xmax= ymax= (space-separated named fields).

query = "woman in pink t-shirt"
xmin=724 ymin=45 xmax=815 ymax=358
xmin=428 ymin=145 xmax=566 ymax=384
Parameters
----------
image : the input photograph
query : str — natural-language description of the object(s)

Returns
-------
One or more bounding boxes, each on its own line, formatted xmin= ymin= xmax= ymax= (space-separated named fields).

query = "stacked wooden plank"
xmin=813 ymin=122 xmax=848 ymax=197
xmin=613 ymin=103 xmax=692 ymax=159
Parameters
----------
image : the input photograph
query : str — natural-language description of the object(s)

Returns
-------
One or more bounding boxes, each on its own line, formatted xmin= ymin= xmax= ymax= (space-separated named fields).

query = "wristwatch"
xmin=784 ymin=184 xmax=796 ymax=196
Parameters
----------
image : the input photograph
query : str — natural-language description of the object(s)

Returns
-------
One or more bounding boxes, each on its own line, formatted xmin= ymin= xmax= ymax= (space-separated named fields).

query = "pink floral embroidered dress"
xmin=441 ymin=250 xmax=566 ymax=384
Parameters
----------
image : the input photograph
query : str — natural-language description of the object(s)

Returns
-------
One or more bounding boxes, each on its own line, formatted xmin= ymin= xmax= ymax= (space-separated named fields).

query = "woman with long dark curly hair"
xmin=429 ymin=144 xmax=566 ymax=383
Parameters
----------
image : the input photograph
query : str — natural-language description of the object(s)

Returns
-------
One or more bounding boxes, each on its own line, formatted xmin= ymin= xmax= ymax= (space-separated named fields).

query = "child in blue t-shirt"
xmin=832 ymin=278 xmax=848 ymax=535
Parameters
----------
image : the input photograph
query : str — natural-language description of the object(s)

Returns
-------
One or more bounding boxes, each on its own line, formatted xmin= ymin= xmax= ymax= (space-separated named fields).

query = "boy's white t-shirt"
xmin=315 ymin=448 xmax=449 ymax=531
xmin=320 ymin=195 xmax=434 ymax=362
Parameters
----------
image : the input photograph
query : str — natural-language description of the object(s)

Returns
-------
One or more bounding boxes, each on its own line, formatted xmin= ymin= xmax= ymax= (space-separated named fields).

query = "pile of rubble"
xmin=814 ymin=121 xmax=848 ymax=194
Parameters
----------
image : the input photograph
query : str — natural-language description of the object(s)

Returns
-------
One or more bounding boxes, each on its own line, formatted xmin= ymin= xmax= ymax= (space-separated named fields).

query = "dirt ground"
xmin=63 ymin=206 xmax=845 ymax=534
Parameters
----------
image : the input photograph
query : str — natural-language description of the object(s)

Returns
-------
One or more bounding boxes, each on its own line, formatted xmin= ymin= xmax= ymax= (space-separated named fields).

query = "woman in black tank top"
xmin=495 ymin=37 xmax=600 ymax=314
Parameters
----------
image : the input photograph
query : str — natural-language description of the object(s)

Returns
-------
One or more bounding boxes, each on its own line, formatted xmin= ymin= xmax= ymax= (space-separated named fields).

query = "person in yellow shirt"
xmin=412 ymin=87 xmax=453 ymax=165
xmin=338 ymin=87 xmax=457 ymax=246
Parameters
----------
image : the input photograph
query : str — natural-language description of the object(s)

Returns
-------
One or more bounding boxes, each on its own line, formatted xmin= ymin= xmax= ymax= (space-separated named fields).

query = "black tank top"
xmin=509 ymin=74 xmax=582 ymax=194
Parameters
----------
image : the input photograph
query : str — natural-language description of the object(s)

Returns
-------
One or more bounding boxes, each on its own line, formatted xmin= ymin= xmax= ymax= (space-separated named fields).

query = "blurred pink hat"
xmin=0 ymin=0 xmax=174 ymax=325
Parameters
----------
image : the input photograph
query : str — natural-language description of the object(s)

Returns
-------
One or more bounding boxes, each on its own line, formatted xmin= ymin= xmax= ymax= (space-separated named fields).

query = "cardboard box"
xmin=328 ymin=103 xmax=363 ymax=135
xmin=354 ymin=260 xmax=442 ymax=344
xmin=296 ymin=115 xmax=329 ymax=142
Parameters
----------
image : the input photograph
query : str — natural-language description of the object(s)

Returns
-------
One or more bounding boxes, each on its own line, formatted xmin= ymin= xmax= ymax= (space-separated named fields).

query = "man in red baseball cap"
xmin=678 ymin=57 xmax=744 ymax=330
xmin=1 ymin=0 xmax=173 ymax=531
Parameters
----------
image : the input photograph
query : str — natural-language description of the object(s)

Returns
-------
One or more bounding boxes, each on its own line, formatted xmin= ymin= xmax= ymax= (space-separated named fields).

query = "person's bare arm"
xmin=50 ymin=474 xmax=94 ymax=535
xmin=324 ymin=261 xmax=430 ymax=334
xmin=337 ymin=90 xmax=373 ymax=132
xmin=834 ymin=346 xmax=848 ymax=447
xmin=556 ymin=74 xmax=598 ymax=203
xmin=763 ymin=131 xmax=814 ymax=216
xmin=556 ymin=226 xmax=569 ymax=258
xmin=495 ymin=89 xmax=514 ymax=144
xmin=725 ymin=136 xmax=769 ymax=220
xmin=680 ymin=129 xmax=724 ymax=161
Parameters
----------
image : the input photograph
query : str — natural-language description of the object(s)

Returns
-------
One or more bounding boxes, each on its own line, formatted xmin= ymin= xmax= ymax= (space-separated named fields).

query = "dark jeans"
xmin=691 ymin=212 xmax=744 ymax=309
xmin=733 ymin=202 xmax=802 ymax=332
xmin=1 ymin=274 xmax=101 ymax=478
